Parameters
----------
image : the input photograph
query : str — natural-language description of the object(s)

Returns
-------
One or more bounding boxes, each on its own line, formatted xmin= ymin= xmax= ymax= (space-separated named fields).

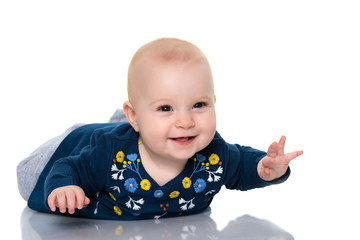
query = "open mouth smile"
xmin=169 ymin=136 xmax=196 ymax=145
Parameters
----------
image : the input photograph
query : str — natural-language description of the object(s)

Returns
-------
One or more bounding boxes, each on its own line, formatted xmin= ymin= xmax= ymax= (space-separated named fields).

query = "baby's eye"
xmin=157 ymin=105 xmax=173 ymax=112
xmin=193 ymin=102 xmax=207 ymax=109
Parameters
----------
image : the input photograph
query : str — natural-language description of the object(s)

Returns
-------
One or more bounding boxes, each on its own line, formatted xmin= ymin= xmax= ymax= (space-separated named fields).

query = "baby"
xmin=18 ymin=38 xmax=303 ymax=220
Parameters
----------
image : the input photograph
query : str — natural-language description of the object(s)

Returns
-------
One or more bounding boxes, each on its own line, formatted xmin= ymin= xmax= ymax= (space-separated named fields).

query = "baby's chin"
xmin=169 ymin=147 xmax=206 ymax=162
xmin=164 ymin=148 xmax=198 ymax=162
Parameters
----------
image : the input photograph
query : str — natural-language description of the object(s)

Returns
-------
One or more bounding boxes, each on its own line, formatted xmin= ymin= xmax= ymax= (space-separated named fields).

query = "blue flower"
xmin=154 ymin=190 xmax=164 ymax=198
xmin=127 ymin=153 xmax=138 ymax=162
xmin=196 ymin=153 xmax=206 ymax=163
xmin=124 ymin=178 xmax=138 ymax=193
xmin=194 ymin=178 xmax=206 ymax=193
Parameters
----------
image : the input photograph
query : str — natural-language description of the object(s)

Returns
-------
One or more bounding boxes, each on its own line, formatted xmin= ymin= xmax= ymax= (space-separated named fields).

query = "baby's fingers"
xmin=258 ymin=157 xmax=276 ymax=181
xmin=47 ymin=186 xmax=89 ymax=214
xmin=286 ymin=150 xmax=304 ymax=162
xmin=261 ymin=156 xmax=276 ymax=168
xmin=54 ymin=190 xmax=67 ymax=213
xmin=66 ymin=190 xmax=77 ymax=214
xmin=47 ymin=192 xmax=57 ymax=212
xmin=277 ymin=136 xmax=286 ymax=156
xmin=267 ymin=141 xmax=278 ymax=158
xmin=74 ymin=188 xmax=90 ymax=210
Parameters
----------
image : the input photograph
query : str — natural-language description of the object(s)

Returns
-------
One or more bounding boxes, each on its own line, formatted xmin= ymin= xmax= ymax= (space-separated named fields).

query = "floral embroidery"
xmin=109 ymin=148 xmax=224 ymax=218
xmin=140 ymin=179 xmax=151 ymax=191
xmin=123 ymin=153 xmax=144 ymax=181
xmin=127 ymin=153 xmax=137 ymax=162
xmin=202 ymin=162 xmax=210 ymax=170
xmin=111 ymin=164 xmax=126 ymax=180
xmin=194 ymin=178 xmax=206 ymax=193
xmin=154 ymin=203 xmax=169 ymax=219
xmin=114 ymin=206 xmax=122 ymax=216
xmin=189 ymin=154 xmax=208 ymax=179
xmin=182 ymin=177 xmax=192 ymax=189
xmin=205 ymin=190 xmax=216 ymax=195
xmin=124 ymin=178 xmax=138 ymax=193
xmin=182 ymin=153 xmax=223 ymax=190
xmin=94 ymin=201 xmax=100 ymax=215
xmin=124 ymin=153 xmax=142 ymax=177
xmin=194 ymin=153 xmax=206 ymax=163
xmin=109 ymin=192 xmax=116 ymax=201
xmin=113 ymin=151 xmax=152 ymax=193
xmin=110 ymin=185 xmax=121 ymax=193
xmin=125 ymin=196 xmax=144 ymax=210
xmin=116 ymin=151 xmax=125 ymax=163
xmin=154 ymin=190 xmax=164 ymax=198
xmin=208 ymin=153 xmax=220 ymax=165
xmin=206 ymin=166 xmax=223 ymax=182
xmin=169 ymin=191 xmax=180 ymax=198
xmin=160 ymin=203 xmax=170 ymax=211
xmin=179 ymin=197 xmax=195 ymax=211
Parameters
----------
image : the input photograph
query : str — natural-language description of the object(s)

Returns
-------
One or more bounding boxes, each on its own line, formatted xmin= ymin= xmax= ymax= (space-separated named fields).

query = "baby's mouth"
xmin=170 ymin=136 xmax=196 ymax=144
xmin=174 ymin=136 xmax=193 ymax=141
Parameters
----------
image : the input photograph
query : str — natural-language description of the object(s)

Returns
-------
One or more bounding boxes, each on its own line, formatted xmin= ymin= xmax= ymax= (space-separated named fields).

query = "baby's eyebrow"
xmin=196 ymin=96 xmax=213 ymax=101
xmin=149 ymin=98 xmax=173 ymax=106
xmin=191 ymin=96 xmax=214 ymax=104
xmin=149 ymin=96 xmax=213 ymax=107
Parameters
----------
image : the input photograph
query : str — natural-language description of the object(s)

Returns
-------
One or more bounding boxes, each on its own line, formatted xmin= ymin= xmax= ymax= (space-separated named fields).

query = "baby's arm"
xmin=45 ymin=126 xmax=111 ymax=214
xmin=257 ymin=136 xmax=303 ymax=181
xmin=48 ymin=185 xmax=90 ymax=214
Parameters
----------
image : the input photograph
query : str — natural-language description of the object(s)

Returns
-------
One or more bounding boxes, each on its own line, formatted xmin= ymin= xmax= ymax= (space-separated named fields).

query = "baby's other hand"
xmin=257 ymin=136 xmax=303 ymax=181
xmin=47 ymin=185 xmax=90 ymax=214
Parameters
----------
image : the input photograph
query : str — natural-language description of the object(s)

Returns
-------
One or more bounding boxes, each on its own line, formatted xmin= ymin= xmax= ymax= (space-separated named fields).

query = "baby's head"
xmin=124 ymin=38 xmax=216 ymax=161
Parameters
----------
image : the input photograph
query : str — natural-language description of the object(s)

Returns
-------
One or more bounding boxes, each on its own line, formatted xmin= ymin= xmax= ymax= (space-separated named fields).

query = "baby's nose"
xmin=175 ymin=113 xmax=195 ymax=129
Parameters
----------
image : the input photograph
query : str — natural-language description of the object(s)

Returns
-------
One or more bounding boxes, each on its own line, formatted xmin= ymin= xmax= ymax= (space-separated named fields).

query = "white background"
xmin=1 ymin=0 xmax=359 ymax=239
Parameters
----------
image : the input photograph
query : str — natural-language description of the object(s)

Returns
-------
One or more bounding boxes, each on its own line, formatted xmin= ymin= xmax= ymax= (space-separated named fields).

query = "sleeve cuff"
xmin=257 ymin=167 xmax=291 ymax=187
xmin=244 ymin=153 xmax=291 ymax=190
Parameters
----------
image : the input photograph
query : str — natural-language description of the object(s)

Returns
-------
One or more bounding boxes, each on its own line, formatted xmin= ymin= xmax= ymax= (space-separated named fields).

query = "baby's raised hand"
xmin=47 ymin=185 xmax=90 ymax=214
xmin=257 ymin=136 xmax=303 ymax=181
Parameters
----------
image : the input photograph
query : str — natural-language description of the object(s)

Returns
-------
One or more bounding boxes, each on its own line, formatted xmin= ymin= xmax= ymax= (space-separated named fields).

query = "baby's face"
xmin=132 ymin=58 xmax=216 ymax=162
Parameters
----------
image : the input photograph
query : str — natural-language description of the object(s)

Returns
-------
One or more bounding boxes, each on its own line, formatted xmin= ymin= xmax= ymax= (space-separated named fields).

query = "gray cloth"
xmin=17 ymin=109 xmax=128 ymax=201
xmin=108 ymin=108 xmax=127 ymax=123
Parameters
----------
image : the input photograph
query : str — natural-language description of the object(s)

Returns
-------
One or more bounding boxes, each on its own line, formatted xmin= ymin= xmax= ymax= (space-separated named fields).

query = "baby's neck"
xmin=138 ymin=144 xmax=187 ymax=186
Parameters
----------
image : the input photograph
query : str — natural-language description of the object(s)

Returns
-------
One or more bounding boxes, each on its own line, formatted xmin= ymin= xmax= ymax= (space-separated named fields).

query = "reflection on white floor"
xmin=21 ymin=207 xmax=293 ymax=240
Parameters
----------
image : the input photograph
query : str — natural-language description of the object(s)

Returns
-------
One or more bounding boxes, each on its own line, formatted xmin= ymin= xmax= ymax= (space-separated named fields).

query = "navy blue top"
xmin=28 ymin=122 xmax=290 ymax=220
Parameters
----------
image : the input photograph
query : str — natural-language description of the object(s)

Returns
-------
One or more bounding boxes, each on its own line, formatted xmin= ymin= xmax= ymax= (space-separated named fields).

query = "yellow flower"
xmin=182 ymin=177 xmax=192 ymax=189
xmin=114 ymin=206 xmax=122 ymax=216
xmin=209 ymin=153 xmax=220 ymax=165
xmin=169 ymin=191 xmax=180 ymax=198
xmin=140 ymin=179 xmax=151 ymax=191
xmin=116 ymin=151 xmax=125 ymax=163
xmin=109 ymin=192 xmax=116 ymax=201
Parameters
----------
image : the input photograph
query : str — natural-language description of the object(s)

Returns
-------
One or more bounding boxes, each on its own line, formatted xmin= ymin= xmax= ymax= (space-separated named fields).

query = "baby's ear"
xmin=123 ymin=101 xmax=140 ymax=132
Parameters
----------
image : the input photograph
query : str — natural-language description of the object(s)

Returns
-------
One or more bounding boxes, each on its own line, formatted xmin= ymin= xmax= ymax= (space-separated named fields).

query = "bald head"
xmin=127 ymin=38 xmax=213 ymax=105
